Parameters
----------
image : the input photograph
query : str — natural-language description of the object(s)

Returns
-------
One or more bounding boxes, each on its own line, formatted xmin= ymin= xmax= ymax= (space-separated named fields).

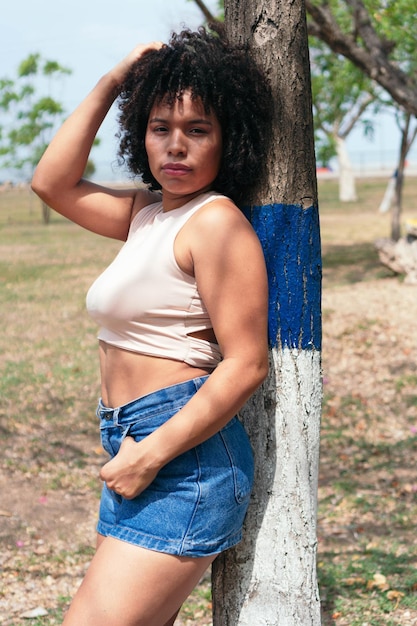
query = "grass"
xmin=1 ymin=177 xmax=417 ymax=624
xmin=318 ymin=176 xmax=416 ymax=289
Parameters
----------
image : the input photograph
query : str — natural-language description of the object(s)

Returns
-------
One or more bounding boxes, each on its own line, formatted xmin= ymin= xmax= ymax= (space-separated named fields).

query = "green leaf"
xmin=18 ymin=53 xmax=41 ymax=77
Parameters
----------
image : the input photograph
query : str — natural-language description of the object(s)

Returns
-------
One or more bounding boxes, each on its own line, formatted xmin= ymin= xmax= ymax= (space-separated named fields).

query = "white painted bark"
xmin=212 ymin=348 xmax=322 ymax=625
xmin=336 ymin=136 xmax=357 ymax=202
xmin=379 ymin=174 xmax=396 ymax=213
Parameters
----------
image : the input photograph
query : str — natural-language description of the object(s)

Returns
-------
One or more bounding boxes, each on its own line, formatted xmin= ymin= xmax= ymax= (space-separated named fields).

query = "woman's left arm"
xmin=100 ymin=200 xmax=269 ymax=498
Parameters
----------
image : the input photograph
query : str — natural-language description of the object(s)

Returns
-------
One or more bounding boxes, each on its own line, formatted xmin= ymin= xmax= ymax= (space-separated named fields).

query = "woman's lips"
xmin=162 ymin=163 xmax=191 ymax=176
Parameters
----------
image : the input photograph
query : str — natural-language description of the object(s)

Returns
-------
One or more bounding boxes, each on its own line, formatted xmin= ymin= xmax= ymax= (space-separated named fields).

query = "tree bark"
xmin=336 ymin=136 xmax=357 ymax=202
xmin=224 ymin=0 xmax=317 ymax=208
xmin=391 ymin=113 xmax=416 ymax=241
xmin=212 ymin=1 xmax=322 ymax=624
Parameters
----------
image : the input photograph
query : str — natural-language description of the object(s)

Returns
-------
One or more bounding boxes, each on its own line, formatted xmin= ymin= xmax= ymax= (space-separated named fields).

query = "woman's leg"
xmin=93 ymin=534 xmax=179 ymax=625
xmin=161 ymin=610 xmax=180 ymax=626
xmin=62 ymin=536 xmax=215 ymax=626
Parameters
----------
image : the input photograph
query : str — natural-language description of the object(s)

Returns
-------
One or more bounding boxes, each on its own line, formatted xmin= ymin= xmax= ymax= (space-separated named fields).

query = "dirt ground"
xmin=319 ymin=276 xmax=417 ymax=626
xmin=1 ymin=273 xmax=417 ymax=624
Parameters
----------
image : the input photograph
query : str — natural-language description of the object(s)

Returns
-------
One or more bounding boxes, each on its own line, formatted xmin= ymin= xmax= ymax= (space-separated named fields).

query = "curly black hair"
xmin=117 ymin=25 xmax=272 ymax=204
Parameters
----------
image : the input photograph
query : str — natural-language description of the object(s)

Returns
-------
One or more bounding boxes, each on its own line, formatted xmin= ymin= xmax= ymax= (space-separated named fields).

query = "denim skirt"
xmin=96 ymin=375 xmax=254 ymax=557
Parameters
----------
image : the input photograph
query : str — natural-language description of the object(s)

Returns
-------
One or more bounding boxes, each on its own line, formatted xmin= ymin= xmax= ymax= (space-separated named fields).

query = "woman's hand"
xmin=99 ymin=436 xmax=159 ymax=500
xmin=31 ymin=40 xmax=164 ymax=240
xmin=108 ymin=42 xmax=164 ymax=90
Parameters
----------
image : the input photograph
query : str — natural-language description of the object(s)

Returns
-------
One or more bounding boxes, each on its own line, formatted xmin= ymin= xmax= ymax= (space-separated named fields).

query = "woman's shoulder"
xmin=192 ymin=193 xmax=250 ymax=232
xmin=181 ymin=194 xmax=259 ymax=265
xmin=131 ymin=188 xmax=162 ymax=220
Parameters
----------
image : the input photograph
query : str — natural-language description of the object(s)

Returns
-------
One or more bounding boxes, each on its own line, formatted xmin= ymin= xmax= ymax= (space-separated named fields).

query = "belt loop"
xmin=96 ymin=399 xmax=121 ymax=423
xmin=96 ymin=400 xmax=104 ymax=419
xmin=193 ymin=375 xmax=209 ymax=392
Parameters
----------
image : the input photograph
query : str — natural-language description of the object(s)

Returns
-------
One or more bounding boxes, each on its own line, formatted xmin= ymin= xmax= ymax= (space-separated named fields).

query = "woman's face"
xmin=145 ymin=91 xmax=223 ymax=207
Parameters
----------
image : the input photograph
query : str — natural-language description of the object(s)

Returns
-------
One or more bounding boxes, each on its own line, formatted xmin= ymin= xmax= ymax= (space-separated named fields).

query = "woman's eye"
xmin=150 ymin=125 xmax=168 ymax=133
xmin=190 ymin=128 xmax=206 ymax=134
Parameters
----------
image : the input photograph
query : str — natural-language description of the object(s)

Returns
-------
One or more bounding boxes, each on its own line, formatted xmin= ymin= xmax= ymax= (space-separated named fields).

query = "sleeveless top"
xmin=86 ymin=192 xmax=224 ymax=368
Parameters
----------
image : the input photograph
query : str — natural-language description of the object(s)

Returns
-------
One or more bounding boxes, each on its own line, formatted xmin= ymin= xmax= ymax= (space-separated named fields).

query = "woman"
xmin=32 ymin=26 xmax=272 ymax=626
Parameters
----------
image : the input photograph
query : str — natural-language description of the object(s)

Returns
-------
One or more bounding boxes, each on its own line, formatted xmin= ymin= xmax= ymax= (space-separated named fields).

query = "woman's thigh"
xmin=62 ymin=536 xmax=215 ymax=626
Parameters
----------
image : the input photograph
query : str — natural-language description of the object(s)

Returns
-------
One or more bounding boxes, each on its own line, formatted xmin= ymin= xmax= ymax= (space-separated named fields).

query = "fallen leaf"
xmin=373 ymin=573 xmax=387 ymax=586
xmin=20 ymin=606 xmax=48 ymax=618
xmin=344 ymin=576 xmax=367 ymax=586
xmin=386 ymin=589 xmax=405 ymax=609
xmin=367 ymin=573 xmax=390 ymax=592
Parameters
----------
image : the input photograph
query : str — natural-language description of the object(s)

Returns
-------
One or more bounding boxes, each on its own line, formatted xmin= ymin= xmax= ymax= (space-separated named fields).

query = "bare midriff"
xmin=98 ymin=329 xmax=216 ymax=408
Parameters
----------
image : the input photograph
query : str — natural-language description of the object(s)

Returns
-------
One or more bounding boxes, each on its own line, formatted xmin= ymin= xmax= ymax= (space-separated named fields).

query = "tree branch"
xmin=346 ymin=0 xmax=395 ymax=56
xmin=191 ymin=0 xmax=218 ymax=23
xmin=339 ymin=92 xmax=375 ymax=137
xmin=305 ymin=0 xmax=417 ymax=116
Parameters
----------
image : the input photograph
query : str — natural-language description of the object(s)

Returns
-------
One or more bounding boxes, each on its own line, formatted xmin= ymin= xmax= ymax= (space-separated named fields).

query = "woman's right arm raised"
xmin=31 ymin=43 xmax=162 ymax=241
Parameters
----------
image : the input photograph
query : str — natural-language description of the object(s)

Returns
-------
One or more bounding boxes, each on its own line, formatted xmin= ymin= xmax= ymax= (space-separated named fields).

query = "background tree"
xmin=0 ymin=54 xmax=71 ymax=170
xmin=311 ymin=39 xmax=383 ymax=201
xmin=304 ymin=0 xmax=417 ymax=249
xmin=305 ymin=0 xmax=417 ymax=116
xmin=190 ymin=0 xmax=222 ymax=20
xmin=379 ymin=108 xmax=417 ymax=240
xmin=0 ymin=53 xmax=96 ymax=224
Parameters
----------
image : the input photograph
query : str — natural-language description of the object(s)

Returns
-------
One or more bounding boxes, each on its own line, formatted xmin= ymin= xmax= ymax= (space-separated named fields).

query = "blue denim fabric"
xmin=96 ymin=376 xmax=254 ymax=556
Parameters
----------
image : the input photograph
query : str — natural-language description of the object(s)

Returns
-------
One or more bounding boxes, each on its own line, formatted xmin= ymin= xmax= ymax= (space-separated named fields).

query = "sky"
xmin=1 ymin=0 xmax=415 ymax=181
xmin=1 ymin=0 xmax=219 ymax=181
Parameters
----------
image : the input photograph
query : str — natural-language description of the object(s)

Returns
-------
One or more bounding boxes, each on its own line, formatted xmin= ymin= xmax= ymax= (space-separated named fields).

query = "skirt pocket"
xmin=218 ymin=419 xmax=254 ymax=504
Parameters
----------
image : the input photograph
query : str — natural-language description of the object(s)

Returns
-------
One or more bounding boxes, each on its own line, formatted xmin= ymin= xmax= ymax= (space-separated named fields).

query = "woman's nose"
xmin=168 ymin=130 xmax=186 ymax=155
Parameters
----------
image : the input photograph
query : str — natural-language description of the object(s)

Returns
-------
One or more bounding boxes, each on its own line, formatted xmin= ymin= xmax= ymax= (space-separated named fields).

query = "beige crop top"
xmin=86 ymin=192 xmax=224 ymax=368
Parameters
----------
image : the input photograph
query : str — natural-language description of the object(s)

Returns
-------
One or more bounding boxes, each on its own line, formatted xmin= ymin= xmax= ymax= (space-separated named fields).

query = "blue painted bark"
xmin=244 ymin=203 xmax=322 ymax=351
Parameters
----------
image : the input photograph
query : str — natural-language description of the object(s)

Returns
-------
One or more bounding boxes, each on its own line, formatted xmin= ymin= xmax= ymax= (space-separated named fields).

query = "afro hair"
xmin=117 ymin=25 xmax=272 ymax=204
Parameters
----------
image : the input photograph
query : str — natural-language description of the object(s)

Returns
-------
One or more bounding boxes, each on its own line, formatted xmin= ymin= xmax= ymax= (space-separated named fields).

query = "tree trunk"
xmin=379 ymin=172 xmax=396 ymax=214
xmin=336 ymin=136 xmax=357 ymax=202
xmin=391 ymin=114 xmax=410 ymax=241
xmin=42 ymin=201 xmax=51 ymax=224
xmin=212 ymin=1 xmax=322 ymax=625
